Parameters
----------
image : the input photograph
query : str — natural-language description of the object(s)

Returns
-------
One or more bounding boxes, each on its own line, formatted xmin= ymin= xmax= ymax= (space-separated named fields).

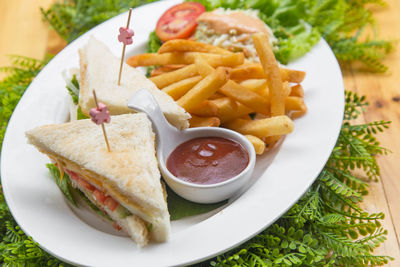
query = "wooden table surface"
xmin=1 ymin=0 xmax=399 ymax=265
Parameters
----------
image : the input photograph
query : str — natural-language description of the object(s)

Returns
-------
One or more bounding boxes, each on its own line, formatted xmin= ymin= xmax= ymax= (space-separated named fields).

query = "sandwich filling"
xmin=52 ymin=157 xmax=151 ymax=246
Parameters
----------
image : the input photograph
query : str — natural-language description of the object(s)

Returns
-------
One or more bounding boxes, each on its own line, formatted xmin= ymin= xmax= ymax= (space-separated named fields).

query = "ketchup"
xmin=166 ymin=137 xmax=249 ymax=185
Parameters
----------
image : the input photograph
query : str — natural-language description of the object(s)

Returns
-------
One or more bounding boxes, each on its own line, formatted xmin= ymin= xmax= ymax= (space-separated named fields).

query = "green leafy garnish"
xmin=40 ymin=0 xmax=159 ymax=43
xmin=46 ymin=164 xmax=77 ymax=207
xmin=189 ymin=0 xmax=393 ymax=70
xmin=147 ymin=223 xmax=153 ymax=233
xmin=66 ymin=74 xmax=79 ymax=105
xmin=77 ymin=106 xmax=89 ymax=120
xmin=166 ymin=185 xmax=228 ymax=221
xmin=146 ymin=31 xmax=163 ymax=76
xmin=65 ymin=74 xmax=89 ymax=120
xmin=147 ymin=31 xmax=162 ymax=53
xmin=0 ymin=55 xmax=49 ymax=151
xmin=46 ymin=163 xmax=113 ymax=221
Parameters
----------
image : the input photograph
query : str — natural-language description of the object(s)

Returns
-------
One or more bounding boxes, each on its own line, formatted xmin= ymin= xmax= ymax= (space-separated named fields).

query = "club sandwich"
xmin=26 ymin=113 xmax=170 ymax=247
xmin=78 ymin=37 xmax=190 ymax=129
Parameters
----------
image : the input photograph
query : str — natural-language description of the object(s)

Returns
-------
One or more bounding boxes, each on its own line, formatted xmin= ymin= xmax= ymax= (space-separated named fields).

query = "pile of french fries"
xmin=127 ymin=33 xmax=307 ymax=155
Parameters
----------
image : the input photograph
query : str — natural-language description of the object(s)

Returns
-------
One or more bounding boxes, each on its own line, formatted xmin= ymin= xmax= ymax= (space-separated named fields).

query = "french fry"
xmin=219 ymin=80 xmax=270 ymax=115
xmin=195 ymin=55 xmax=215 ymax=77
xmin=206 ymin=52 xmax=244 ymax=67
xmin=127 ymin=52 xmax=244 ymax=67
xmin=253 ymin=113 xmax=269 ymax=120
xmin=150 ymin=64 xmax=198 ymax=89
xmin=289 ymin=84 xmax=304 ymax=97
xmin=230 ymin=103 xmax=254 ymax=122
xmin=290 ymin=109 xmax=307 ymax=119
xmin=230 ymin=63 xmax=305 ymax=83
xmin=252 ymin=33 xmax=285 ymax=116
xmin=240 ymin=114 xmax=253 ymax=120
xmin=230 ymin=64 xmax=265 ymax=81
xmin=190 ymin=100 xmax=219 ymax=117
xmin=190 ymin=115 xmax=220 ymax=127
xmin=161 ymin=76 xmax=202 ymax=100
xmin=240 ymin=79 xmax=267 ymax=91
xmin=264 ymin=135 xmax=282 ymax=149
xmin=285 ymin=96 xmax=306 ymax=111
xmin=237 ymin=80 xmax=288 ymax=102
xmin=127 ymin=53 xmax=177 ymax=67
xmin=283 ymin=81 xmax=291 ymax=98
xmin=245 ymin=135 xmax=265 ymax=155
xmin=208 ymin=93 xmax=225 ymax=100
xmin=150 ymin=65 xmax=185 ymax=77
xmin=177 ymin=67 xmax=230 ymax=111
xmin=210 ymin=97 xmax=253 ymax=123
xmin=280 ymin=67 xmax=306 ymax=83
xmin=210 ymin=97 xmax=238 ymax=112
xmin=240 ymin=79 xmax=269 ymax=99
xmin=224 ymin=116 xmax=294 ymax=139
xmin=158 ymin=39 xmax=231 ymax=54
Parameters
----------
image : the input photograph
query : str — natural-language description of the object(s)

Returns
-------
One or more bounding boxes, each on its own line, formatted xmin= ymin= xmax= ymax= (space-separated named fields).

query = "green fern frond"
xmin=320 ymin=231 xmax=367 ymax=257
xmin=320 ymin=170 xmax=362 ymax=199
xmin=335 ymin=254 xmax=392 ymax=266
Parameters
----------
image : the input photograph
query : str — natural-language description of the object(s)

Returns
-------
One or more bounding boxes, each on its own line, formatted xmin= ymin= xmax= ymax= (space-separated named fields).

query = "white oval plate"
xmin=1 ymin=0 xmax=344 ymax=266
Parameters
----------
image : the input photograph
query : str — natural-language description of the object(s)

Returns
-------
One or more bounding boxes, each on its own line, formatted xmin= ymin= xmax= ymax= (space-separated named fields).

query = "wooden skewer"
xmin=92 ymin=89 xmax=111 ymax=152
xmin=118 ymin=8 xmax=133 ymax=86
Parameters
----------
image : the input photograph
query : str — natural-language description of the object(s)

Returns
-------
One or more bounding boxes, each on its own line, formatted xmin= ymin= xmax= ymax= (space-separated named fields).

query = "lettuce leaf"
xmin=147 ymin=31 xmax=162 ymax=53
xmin=46 ymin=164 xmax=77 ymax=207
xmin=47 ymin=163 xmax=112 ymax=221
xmin=66 ymin=74 xmax=79 ymax=105
xmin=146 ymin=31 xmax=163 ymax=76
xmin=166 ymin=185 xmax=227 ymax=221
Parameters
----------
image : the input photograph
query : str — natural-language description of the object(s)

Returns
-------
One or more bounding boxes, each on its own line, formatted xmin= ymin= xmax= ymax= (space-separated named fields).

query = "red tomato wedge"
xmin=93 ymin=189 xmax=107 ymax=205
xmin=113 ymin=222 xmax=122 ymax=231
xmin=78 ymin=179 xmax=95 ymax=192
xmin=65 ymin=169 xmax=95 ymax=191
xmin=105 ymin=197 xmax=118 ymax=211
xmin=156 ymin=2 xmax=205 ymax=42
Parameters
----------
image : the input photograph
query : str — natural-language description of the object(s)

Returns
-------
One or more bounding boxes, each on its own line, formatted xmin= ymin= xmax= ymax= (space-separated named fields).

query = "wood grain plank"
xmin=355 ymin=0 xmax=400 ymax=244
xmin=342 ymin=0 xmax=400 ymax=264
xmin=0 ymin=0 xmax=399 ymax=264
xmin=343 ymin=74 xmax=400 ymax=266
xmin=0 ymin=0 xmax=54 ymax=76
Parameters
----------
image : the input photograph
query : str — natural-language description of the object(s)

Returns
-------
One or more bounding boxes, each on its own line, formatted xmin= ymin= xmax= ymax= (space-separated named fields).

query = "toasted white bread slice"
xmin=79 ymin=37 xmax=190 ymax=129
xmin=26 ymin=113 xmax=170 ymax=245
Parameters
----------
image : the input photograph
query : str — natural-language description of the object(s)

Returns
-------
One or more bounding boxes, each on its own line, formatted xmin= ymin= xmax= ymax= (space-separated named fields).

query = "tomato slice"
xmin=113 ymin=222 xmax=122 ymax=231
xmin=105 ymin=197 xmax=118 ymax=211
xmin=78 ymin=179 xmax=95 ymax=192
xmin=156 ymin=2 xmax=205 ymax=42
xmin=65 ymin=169 xmax=95 ymax=191
xmin=93 ymin=189 xmax=107 ymax=205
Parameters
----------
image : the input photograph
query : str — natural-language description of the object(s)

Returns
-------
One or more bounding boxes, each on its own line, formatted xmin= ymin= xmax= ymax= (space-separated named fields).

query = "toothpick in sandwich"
xmin=117 ymin=8 xmax=134 ymax=85
xmin=89 ymin=90 xmax=111 ymax=152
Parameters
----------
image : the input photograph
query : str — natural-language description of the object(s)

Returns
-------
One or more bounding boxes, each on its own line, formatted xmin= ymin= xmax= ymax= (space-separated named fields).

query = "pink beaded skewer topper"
xmin=117 ymin=8 xmax=134 ymax=86
xmin=89 ymin=90 xmax=111 ymax=152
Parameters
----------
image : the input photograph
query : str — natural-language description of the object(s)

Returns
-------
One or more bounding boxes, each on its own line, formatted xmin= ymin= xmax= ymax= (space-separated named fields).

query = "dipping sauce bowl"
xmin=128 ymin=89 xmax=256 ymax=204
